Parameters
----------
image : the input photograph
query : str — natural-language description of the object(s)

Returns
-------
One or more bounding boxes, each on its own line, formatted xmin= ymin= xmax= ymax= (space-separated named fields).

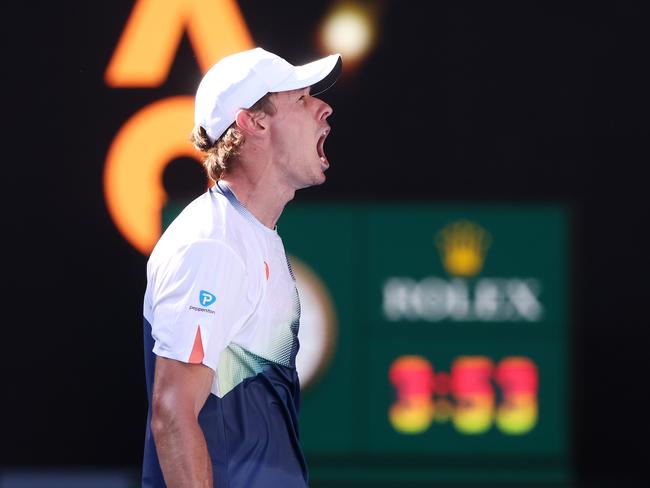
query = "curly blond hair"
xmin=189 ymin=94 xmax=276 ymax=181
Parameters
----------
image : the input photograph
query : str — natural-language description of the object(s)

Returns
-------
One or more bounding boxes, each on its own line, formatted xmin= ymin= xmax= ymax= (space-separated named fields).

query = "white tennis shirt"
xmin=143 ymin=180 xmax=301 ymax=397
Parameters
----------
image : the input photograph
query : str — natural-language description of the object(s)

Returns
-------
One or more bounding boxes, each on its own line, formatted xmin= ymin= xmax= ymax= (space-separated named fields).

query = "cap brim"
xmin=271 ymin=54 xmax=342 ymax=96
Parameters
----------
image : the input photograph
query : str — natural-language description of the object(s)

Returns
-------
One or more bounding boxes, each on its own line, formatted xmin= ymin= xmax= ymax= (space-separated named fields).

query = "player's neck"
xmin=220 ymin=169 xmax=295 ymax=230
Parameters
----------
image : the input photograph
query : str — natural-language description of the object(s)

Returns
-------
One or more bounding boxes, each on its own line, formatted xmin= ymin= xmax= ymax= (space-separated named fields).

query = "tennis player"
xmin=141 ymin=47 xmax=342 ymax=487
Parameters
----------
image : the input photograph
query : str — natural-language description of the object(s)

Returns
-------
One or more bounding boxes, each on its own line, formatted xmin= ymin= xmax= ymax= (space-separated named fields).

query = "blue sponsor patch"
xmin=199 ymin=290 xmax=216 ymax=307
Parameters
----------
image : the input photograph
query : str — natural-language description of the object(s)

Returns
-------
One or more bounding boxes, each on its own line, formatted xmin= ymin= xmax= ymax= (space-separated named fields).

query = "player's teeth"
xmin=320 ymin=156 xmax=326 ymax=162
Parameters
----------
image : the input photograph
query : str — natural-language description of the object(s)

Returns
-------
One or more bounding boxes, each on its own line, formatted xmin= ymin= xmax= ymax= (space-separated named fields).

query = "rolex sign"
xmin=279 ymin=204 xmax=568 ymax=484
xmin=382 ymin=220 xmax=544 ymax=323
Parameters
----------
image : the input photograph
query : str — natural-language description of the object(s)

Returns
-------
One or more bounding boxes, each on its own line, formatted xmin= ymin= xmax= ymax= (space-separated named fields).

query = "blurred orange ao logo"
xmin=103 ymin=0 xmax=254 ymax=254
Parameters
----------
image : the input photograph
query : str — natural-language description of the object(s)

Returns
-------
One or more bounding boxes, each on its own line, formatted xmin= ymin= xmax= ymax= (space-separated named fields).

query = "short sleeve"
xmin=148 ymin=239 xmax=250 ymax=372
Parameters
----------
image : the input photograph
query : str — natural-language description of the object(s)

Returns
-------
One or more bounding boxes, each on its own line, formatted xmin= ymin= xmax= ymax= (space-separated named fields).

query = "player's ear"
xmin=235 ymin=108 xmax=268 ymax=137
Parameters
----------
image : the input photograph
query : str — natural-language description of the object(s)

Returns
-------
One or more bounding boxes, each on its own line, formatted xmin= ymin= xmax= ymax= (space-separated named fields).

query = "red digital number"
xmin=450 ymin=356 xmax=495 ymax=434
xmin=388 ymin=355 xmax=539 ymax=435
xmin=388 ymin=355 xmax=436 ymax=434
xmin=495 ymin=357 xmax=538 ymax=434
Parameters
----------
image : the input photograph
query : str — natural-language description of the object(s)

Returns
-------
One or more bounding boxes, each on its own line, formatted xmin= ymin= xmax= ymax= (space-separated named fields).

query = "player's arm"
xmin=151 ymin=356 xmax=214 ymax=488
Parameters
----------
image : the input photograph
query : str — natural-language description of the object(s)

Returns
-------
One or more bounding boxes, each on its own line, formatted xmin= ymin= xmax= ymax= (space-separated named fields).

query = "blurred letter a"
xmin=105 ymin=0 xmax=254 ymax=87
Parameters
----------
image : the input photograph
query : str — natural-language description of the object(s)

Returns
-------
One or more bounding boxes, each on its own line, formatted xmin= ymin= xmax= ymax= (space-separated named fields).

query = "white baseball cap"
xmin=195 ymin=47 xmax=342 ymax=143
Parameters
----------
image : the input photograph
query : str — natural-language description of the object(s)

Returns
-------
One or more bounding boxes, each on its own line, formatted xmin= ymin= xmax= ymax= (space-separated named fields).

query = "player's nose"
xmin=317 ymin=99 xmax=333 ymax=121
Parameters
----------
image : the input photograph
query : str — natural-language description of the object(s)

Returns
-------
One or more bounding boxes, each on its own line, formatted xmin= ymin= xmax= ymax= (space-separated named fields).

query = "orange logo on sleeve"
xmin=188 ymin=325 xmax=205 ymax=364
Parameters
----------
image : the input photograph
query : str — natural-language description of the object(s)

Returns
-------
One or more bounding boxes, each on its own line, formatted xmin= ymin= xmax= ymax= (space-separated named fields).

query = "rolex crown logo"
xmin=435 ymin=220 xmax=491 ymax=277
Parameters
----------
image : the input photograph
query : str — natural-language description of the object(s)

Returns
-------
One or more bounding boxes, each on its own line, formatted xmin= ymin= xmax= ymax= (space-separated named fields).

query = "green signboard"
xmin=279 ymin=203 xmax=569 ymax=485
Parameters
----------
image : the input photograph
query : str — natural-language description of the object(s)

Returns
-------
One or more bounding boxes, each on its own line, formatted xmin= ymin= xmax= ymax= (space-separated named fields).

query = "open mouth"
xmin=316 ymin=128 xmax=330 ymax=168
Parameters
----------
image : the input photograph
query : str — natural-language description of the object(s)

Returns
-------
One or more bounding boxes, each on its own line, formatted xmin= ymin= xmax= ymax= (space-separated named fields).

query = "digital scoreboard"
xmin=280 ymin=204 xmax=569 ymax=485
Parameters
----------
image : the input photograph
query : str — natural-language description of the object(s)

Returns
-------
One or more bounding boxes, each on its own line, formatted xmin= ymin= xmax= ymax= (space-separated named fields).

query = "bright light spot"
xmin=319 ymin=3 xmax=376 ymax=65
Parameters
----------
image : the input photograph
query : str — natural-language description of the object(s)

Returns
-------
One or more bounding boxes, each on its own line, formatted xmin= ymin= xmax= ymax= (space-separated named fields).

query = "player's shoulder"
xmin=149 ymin=189 xmax=251 ymax=268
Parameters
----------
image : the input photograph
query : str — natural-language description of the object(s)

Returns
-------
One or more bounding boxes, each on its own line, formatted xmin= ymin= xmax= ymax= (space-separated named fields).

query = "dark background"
xmin=3 ymin=1 xmax=648 ymax=485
